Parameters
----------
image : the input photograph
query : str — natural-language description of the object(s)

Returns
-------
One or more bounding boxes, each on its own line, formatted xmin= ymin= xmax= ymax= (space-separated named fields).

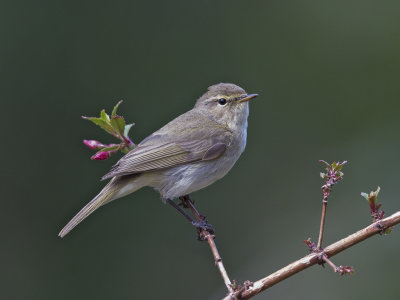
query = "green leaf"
xmin=82 ymin=116 xmax=115 ymax=135
xmin=334 ymin=164 xmax=343 ymax=172
xmin=83 ymin=101 xmax=136 ymax=159
xmin=375 ymin=186 xmax=381 ymax=196
xmin=120 ymin=146 xmax=133 ymax=154
xmin=100 ymin=109 xmax=110 ymax=122
xmin=111 ymin=116 xmax=125 ymax=137
xmin=124 ymin=123 xmax=135 ymax=137
xmin=112 ymin=100 xmax=123 ymax=118
xmin=361 ymin=187 xmax=381 ymax=204
xmin=333 ymin=161 xmax=347 ymax=171
xmin=361 ymin=192 xmax=369 ymax=201
xmin=98 ymin=145 xmax=120 ymax=152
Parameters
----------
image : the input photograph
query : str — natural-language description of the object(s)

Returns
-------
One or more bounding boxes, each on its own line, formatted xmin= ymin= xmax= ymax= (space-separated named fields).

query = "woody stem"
xmin=182 ymin=195 xmax=233 ymax=293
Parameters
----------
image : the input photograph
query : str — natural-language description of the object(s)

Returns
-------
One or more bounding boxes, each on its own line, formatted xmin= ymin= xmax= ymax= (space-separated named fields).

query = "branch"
xmin=222 ymin=211 xmax=400 ymax=300
xmin=79 ymin=105 xmax=397 ymax=298
xmin=184 ymin=199 xmax=233 ymax=293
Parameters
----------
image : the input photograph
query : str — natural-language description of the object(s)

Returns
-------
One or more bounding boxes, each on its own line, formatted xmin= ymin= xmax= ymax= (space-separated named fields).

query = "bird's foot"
xmin=192 ymin=216 xmax=215 ymax=241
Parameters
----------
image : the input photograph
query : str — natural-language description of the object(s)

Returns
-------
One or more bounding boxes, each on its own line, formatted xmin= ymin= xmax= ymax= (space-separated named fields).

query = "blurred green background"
xmin=1 ymin=0 xmax=400 ymax=299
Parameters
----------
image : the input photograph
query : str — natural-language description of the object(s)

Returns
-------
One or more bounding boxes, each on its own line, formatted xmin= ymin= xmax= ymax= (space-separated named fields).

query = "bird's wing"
xmin=102 ymin=113 xmax=231 ymax=180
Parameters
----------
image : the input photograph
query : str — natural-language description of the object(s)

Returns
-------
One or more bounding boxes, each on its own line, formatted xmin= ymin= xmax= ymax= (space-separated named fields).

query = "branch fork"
xmin=222 ymin=211 xmax=400 ymax=300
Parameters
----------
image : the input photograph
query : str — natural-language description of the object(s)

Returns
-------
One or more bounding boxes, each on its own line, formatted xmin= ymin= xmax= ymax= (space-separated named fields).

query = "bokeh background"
xmin=1 ymin=1 xmax=400 ymax=299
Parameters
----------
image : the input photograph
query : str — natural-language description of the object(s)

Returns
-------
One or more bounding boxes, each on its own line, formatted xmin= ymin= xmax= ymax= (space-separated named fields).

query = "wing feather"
xmin=101 ymin=132 xmax=230 ymax=179
xmin=101 ymin=111 xmax=231 ymax=180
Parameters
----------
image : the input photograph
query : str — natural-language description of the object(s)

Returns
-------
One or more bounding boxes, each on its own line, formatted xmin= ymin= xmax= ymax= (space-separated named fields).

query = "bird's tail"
xmin=58 ymin=174 xmax=143 ymax=238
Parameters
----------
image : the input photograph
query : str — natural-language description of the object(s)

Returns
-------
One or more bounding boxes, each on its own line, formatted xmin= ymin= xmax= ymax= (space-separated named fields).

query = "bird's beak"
xmin=238 ymin=93 xmax=258 ymax=103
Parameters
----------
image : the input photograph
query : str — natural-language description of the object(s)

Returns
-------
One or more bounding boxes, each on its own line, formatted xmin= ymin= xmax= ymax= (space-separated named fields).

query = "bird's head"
xmin=194 ymin=83 xmax=258 ymax=129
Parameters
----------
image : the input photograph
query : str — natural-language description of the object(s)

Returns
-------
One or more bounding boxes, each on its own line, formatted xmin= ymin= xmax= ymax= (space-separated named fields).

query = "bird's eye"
xmin=218 ymin=98 xmax=227 ymax=105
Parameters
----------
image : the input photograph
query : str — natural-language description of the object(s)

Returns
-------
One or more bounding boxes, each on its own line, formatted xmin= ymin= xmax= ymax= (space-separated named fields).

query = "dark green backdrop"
xmin=2 ymin=1 xmax=400 ymax=299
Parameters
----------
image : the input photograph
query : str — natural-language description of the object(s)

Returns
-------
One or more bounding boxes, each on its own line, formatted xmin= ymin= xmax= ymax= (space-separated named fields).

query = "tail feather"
xmin=58 ymin=175 xmax=142 ymax=238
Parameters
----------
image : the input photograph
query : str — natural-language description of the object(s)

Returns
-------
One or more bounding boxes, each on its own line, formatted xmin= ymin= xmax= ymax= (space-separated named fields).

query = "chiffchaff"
xmin=59 ymin=83 xmax=257 ymax=237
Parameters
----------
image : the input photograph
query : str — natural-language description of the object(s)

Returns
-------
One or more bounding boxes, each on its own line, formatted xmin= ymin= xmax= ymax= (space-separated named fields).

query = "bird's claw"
xmin=192 ymin=218 xmax=215 ymax=241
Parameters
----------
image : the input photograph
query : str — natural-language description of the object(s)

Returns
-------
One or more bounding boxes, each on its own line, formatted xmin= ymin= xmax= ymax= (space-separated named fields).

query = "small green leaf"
xmin=334 ymin=164 xmax=343 ymax=172
xmin=361 ymin=192 xmax=369 ymax=201
xmin=120 ymin=146 xmax=133 ymax=154
xmin=100 ymin=109 xmax=110 ymax=122
xmin=333 ymin=161 xmax=347 ymax=171
xmin=83 ymin=100 xmax=136 ymax=160
xmin=375 ymin=186 xmax=381 ymax=196
xmin=361 ymin=186 xmax=381 ymax=205
xmin=112 ymin=100 xmax=123 ymax=118
xmin=369 ymin=187 xmax=380 ymax=204
xmin=124 ymin=123 xmax=135 ymax=137
xmin=111 ymin=116 xmax=125 ymax=137
xmin=82 ymin=116 xmax=115 ymax=135
xmin=98 ymin=145 xmax=120 ymax=152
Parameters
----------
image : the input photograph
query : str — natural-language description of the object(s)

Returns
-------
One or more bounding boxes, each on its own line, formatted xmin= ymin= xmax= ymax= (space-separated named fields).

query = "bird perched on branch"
xmin=59 ymin=83 xmax=257 ymax=238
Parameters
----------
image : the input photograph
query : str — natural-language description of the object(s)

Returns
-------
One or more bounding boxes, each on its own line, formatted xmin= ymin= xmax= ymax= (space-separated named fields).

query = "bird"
xmin=59 ymin=83 xmax=257 ymax=238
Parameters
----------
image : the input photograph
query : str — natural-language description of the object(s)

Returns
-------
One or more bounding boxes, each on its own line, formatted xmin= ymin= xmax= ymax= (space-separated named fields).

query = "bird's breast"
xmin=227 ymin=104 xmax=249 ymax=157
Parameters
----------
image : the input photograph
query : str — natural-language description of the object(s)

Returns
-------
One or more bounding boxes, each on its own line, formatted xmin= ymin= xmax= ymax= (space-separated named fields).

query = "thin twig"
xmin=222 ymin=211 xmax=400 ymax=300
xmin=316 ymin=160 xmax=347 ymax=249
xmin=317 ymin=199 xmax=327 ymax=249
xmin=184 ymin=199 xmax=233 ymax=293
xmin=321 ymin=255 xmax=337 ymax=272
xmin=320 ymin=256 xmax=354 ymax=275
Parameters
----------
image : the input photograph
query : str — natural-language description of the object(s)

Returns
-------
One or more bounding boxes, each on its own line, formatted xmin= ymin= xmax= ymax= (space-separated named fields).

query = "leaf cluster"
xmin=82 ymin=101 xmax=135 ymax=160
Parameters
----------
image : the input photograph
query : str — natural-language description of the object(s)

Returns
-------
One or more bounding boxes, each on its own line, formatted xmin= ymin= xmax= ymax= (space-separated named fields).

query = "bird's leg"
xmin=177 ymin=197 xmax=189 ymax=208
xmin=166 ymin=199 xmax=195 ymax=223
xmin=178 ymin=195 xmax=195 ymax=208
xmin=167 ymin=196 xmax=214 ymax=240
xmin=179 ymin=195 xmax=215 ymax=240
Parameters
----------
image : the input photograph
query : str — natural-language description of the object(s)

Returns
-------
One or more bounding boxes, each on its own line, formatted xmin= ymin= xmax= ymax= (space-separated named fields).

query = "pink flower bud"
xmin=91 ymin=151 xmax=110 ymax=160
xmin=83 ymin=140 xmax=105 ymax=150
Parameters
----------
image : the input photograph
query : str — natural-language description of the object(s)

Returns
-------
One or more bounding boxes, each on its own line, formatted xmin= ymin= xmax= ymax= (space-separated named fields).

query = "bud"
xmin=83 ymin=139 xmax=105 ymax=150
xmin=91 ymin=151 xmax=110 ymax=160
xmin=337 ymin=265 xmax=354 ymax=275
